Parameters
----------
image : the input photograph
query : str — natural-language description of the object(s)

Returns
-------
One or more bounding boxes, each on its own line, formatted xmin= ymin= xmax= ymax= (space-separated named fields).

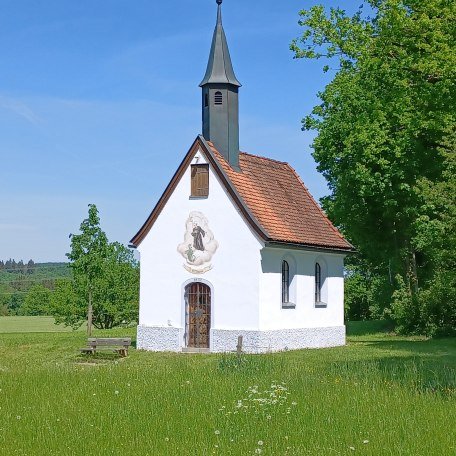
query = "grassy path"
xmin=0 ymin=320 xmax=454 ymax=455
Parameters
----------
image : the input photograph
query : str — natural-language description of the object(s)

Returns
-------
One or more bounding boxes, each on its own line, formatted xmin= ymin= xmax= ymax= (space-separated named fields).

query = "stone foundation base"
xmin=137 ymin=325 xmax=345 ymax=353
xmin=136 ymin=325 xmax=183 ymax=352
xmin=211 ymin=326 xmax=345 ymax=353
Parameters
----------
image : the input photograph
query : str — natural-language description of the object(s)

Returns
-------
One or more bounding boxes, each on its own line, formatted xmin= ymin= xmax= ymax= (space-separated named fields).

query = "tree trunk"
xmin=87 ymin=287 xmax=93 ymax=337
xmin=411 ymin=250 xmax=419 ymax=294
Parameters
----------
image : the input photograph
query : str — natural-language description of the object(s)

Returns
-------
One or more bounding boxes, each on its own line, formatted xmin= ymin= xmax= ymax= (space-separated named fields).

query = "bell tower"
xmin=200 ymin=0 xmax=241 ymax=170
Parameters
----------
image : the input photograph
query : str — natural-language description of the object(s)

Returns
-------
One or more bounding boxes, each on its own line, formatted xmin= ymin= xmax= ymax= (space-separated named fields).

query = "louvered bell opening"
xmin=214 ymin=91 xmax=223 ymax=105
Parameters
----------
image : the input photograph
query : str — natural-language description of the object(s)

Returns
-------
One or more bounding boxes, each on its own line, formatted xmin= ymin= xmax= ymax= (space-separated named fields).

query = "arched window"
xmin=315 ymin=263 xmax=322 ymax=303
xmin=282 ymin=260 xmax=290 ymax=303
xmin=214 ymin=91 xmax=223 ymax=105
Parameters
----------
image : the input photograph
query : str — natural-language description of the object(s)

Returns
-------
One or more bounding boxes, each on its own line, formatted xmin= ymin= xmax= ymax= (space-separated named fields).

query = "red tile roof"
xmin=130 ymin=136 xmax=353 ymax=251
xmin=207 ymin=141 xmax=353 ymax=251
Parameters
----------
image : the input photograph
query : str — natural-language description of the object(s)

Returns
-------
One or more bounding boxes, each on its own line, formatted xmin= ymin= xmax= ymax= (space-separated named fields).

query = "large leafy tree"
xmin=52 ymin=204 xmax=139 ymax=332
xmin=291 ymin=0 xmax=455 ymax=327
xmin=408 ymin=127 xmax=456 ymax=335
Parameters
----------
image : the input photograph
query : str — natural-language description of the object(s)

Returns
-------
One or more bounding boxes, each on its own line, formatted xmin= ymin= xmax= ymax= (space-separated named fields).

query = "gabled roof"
xmin=130 ymin=135 xmax=354 ymax=252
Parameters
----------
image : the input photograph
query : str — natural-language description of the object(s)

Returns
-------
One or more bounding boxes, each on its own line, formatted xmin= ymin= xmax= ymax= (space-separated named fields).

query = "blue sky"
xmin=0 ymin=0 xmax=360 ymax=262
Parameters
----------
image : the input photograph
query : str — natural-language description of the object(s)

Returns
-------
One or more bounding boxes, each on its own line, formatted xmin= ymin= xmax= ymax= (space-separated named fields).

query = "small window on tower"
xmin=204 ymin=93 xmax=209 ymax=107
xmin=214 ymin=91 xmax=223 ymax=105
xmin=191 ymin=164 xmax=209 ymax=198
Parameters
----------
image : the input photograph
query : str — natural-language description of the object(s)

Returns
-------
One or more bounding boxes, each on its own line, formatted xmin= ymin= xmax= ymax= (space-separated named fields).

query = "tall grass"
xmin=0 ymin=320 xmax=454 ymax=455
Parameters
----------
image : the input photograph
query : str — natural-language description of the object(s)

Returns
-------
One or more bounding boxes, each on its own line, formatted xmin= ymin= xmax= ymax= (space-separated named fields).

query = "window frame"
xmin=281 ymin=259 xmax=296 ymax=309
xmin=190 ymin=164 xmax=209 ymax=198
xmin=282 ymin=260 xmax=290 ymax=304
xmin=315 ymin=262 xmax=327 ymax=308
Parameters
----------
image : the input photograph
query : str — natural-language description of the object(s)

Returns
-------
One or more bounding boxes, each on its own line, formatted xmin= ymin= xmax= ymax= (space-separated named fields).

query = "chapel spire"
xmin=200 ymin=0 xmax=241 ymax=170
xmin=200 ymin=0 xmax=241 ymax=87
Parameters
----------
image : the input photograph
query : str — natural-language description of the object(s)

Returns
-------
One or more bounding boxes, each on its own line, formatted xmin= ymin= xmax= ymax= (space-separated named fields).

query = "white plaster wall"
xmin=137 ymin=148 xmax=264 ymax=349
xmin=259 ymin=247 xmax=345 ymax=330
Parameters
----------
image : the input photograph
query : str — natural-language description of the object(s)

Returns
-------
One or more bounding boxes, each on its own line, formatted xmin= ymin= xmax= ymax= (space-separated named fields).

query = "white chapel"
xmin=130 ymin=0 xmax=354 ymax=353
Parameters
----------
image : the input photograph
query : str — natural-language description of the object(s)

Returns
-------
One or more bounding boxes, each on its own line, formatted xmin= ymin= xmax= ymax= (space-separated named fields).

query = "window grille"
xmin=214 ymin=91 xmax=223 ymax=105
xmin=191 ymin=164 xmax=209 ymax=197
xmin=185 ymin=282 xmax=211 ymax=348
xmin=282 ymin=260 xmax=290 ymax=303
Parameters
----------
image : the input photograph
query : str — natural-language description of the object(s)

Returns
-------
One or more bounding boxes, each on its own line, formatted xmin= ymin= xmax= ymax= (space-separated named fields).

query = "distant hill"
xmin=0 ymin=260 xmax=71 ymax=294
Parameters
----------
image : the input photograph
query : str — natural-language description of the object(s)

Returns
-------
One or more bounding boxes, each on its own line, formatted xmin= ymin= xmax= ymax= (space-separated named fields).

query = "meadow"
xmin=0 ymin=318 xmax=454 ymax=455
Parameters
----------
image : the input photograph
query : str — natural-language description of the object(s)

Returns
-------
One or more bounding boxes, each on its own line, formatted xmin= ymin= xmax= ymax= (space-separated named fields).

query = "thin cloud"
xmin=0 ymin=96 xmax=42 ymax=125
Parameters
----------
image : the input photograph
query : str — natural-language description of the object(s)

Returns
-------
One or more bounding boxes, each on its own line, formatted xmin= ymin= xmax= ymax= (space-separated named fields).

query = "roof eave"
xmin=265 ymin=240 xmax=356 ymax=255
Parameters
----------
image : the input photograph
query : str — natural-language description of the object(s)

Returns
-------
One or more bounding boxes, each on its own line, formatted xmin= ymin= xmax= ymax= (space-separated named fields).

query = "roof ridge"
xmin=285 ymin=163 xmax=353 ymax=247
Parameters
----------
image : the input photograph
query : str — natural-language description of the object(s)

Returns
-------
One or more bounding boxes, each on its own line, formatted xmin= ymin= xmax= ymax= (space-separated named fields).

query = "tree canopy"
xmin=292 ymin=0 xmax=455 ymax=334
xmin=52 ymin=204 xmax=139 ymax=330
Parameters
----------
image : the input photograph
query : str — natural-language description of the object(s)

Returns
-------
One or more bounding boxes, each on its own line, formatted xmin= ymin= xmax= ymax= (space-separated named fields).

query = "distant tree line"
xmin=0 ymin=260 xmax=71 ymax=316
xmin=0 ymin=259 xmax=35 ymax=273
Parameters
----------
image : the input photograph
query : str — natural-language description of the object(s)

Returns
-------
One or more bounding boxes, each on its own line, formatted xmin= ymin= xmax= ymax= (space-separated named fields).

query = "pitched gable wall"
xmin=137 ymin=147 xmax=264 ymax=336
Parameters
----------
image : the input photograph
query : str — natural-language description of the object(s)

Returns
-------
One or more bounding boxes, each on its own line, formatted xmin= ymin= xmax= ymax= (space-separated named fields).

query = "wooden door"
xmin=185 ymin=283 xmax=211 ymax=348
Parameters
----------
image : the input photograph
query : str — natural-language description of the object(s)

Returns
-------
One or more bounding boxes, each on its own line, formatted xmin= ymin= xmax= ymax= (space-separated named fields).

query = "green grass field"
xmin=0 ymin=316 xmax=85 ymax=333
xmin=0 ymin=318 xmax=454 ymax=455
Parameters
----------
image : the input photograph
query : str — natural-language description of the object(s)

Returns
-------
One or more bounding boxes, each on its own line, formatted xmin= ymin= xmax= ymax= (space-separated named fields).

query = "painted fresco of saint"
xmin=177 ymin=211 xmax=218 ymax=273
xmin=191 ymin=224 xmax=206 ymax=251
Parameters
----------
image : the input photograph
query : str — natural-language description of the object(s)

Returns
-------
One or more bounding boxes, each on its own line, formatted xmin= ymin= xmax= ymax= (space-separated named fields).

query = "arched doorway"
xmin=185 ymin=282 xmax=211 ymax=348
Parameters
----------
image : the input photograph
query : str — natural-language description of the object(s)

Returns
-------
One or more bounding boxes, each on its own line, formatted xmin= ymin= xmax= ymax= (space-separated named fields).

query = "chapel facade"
xmin=130 ymin=0 xmax=354 ymax=353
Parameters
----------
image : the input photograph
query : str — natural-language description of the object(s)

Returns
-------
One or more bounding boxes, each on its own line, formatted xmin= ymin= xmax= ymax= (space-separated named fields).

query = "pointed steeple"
xmin=199 ymin=0 xmax=241 ymax=87
xmin=200 ymin=0 xmax=241 ymax=170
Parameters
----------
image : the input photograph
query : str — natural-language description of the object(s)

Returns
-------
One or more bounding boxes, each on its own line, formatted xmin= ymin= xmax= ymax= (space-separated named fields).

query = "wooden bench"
xmin=80 ymin=338 xmax=131 ymax=357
